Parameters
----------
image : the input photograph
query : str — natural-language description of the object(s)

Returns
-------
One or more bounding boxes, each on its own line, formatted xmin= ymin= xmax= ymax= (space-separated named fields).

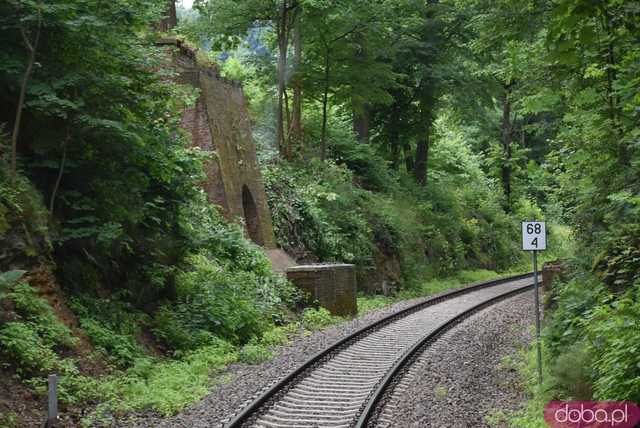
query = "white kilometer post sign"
xmin=522 ymin=221 xmax=546 ymax=251
xmin=522 ymin=221 xmax=545 ymax=385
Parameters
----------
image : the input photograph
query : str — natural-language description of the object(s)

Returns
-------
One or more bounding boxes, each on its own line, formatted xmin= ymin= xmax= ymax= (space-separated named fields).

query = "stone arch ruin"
xmin=158 ymin=37 xmax=276 ymax=249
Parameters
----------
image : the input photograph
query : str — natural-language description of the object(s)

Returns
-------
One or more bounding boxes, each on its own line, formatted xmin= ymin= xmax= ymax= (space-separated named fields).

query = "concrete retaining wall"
xmin=287 ymin=264 xmax=357 ymax=317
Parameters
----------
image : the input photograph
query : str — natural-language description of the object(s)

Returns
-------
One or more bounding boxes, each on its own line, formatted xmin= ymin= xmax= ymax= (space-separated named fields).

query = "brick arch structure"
xmin=159 ymin=38 xmax=276 ymax=249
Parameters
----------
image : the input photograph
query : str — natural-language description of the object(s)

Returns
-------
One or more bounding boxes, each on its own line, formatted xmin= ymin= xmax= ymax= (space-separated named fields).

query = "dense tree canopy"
xmin=1 ymin=0 xmax=639 ymax=424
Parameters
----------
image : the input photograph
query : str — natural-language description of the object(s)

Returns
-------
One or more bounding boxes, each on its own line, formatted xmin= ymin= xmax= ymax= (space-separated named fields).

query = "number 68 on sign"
xmin=522 ymin=222 xmax=546 ymax=251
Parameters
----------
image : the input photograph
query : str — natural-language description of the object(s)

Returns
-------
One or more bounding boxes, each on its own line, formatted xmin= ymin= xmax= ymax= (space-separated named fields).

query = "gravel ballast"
xmin=125 ymin=281 xmax=533 ymax=428
xmin=124 ymin=283 xmax=488 ymax=427
xmin=377 ymin=291 xmax=535 ymax=428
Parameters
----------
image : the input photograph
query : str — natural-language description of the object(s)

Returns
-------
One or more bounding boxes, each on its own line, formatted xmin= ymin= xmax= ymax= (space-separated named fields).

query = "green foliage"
xmin=585 ymin=286 xmax=640 ymax=401
xmin=153 ymin=253 xmax=276 ymax=350
xmin=68 ymin=294 xmax=148 ymax=367
xmin=2 ymin=0 xmax=637 ymax=423
xmin=7 ymin=282 xmax=76 ymax=348
xmin=0 ymin=269 xmax=25 ymax=296
xmin=265 ymin=129 xmax=524 ymax=282
xmin=0 ymin=163 xmax=52 ymax=262
xmin=0 ymin=411 xmax=22 ymax=428
xmin=239 ymin=340 xmax=272 ymax=364
xmin=92 ymin=339 xmax=238 ymax=418
xmin=80 ymin=319 xmax=144 ymax=369
xmin=0 ymin=322 xmax=61 ymax=375
xmin=545 ymin=275 xmax=603 ymax=357
xmin=0 ymin=279 xmax=85 ymax=404
xmin=551 ymin=343 xmax=592 ymax=400
xmin=505 ymin=344 xmax=556 ymax=428
xmin=523 ymin=272 xmax=640 ymax=426
xmin=301 ymin=307 xmax=341 ymax=331
xmin=1 ymin=0 xmax=209 ymax=303
xmin=592 ymin=224 xmax=640 ymax=291
xmin=263 ymin=160 xmax=375 ymax=264
xmin=260 ymin=325 xmax=294 ymax=347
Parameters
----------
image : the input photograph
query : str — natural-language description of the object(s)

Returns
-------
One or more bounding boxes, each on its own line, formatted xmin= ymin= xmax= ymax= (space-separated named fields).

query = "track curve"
xmin=226 ymin=273 xmax=535 ymax=428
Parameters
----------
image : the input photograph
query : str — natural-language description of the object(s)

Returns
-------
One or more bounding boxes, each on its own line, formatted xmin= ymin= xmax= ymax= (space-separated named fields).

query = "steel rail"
xmin=225 ymin=272 xmax=534 ymax=428
xmin=355 ymin=282 xmax=534 ymax=427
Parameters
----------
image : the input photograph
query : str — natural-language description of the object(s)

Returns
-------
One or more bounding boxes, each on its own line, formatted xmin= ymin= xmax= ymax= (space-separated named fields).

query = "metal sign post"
xmin=46 ymin=374 xmax=58 ymax=428
xmin=522 ymin=221 xmax=546 ymax=386
xmin=533 ymin=250 xmax=542 ymax=386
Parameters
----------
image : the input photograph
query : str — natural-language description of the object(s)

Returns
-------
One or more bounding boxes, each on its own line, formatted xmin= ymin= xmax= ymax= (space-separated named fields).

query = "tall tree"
xmin=194 ymin=0 xmax=299 ymax=158
xmin=5 ymin=0 xmax=42 ymax=183
xmin=288 ymin=6 xmax=303 ymax=155
xmin=302 ymin=0 xmax=399 ymax=159
xmin=372 ymin=0 xmax=451 ymax=185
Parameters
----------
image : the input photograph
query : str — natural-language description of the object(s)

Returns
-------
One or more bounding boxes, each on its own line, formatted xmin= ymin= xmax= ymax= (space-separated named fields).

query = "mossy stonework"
xmin=162 ymin=38 xmax=276 ymax=248
xmin=287 ymin=264 xmax=357 ymax=317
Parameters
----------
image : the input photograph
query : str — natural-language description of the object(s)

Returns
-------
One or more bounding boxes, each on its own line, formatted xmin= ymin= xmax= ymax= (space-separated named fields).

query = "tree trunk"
xmin=276 ymin=0 xmax=289 ymax=158
xmin=289 ymin=7 xmax=303 ymax=156
xmin=389 ymin=105 xmax=400 ymax=170
xmin=353 ymin=103 xmax=370 ymax=144
xmin=320 ymin=49 xmax=330 ymax=160
xmin=50 ymin=125 xmax=70 ymax=214
xmin=501 ymin=85 xmax=512 ymax=209
xmin=413 ymin=103 xmax=432 ymax=186
xmin=414 ymin=133 xmax=429 ymax=186
xmin=402 ymin=139 xmax=414 ymax=173
xmin=159 ymin=0 xmax=177 ymax=31
xmin=11 ymin=14 xmax=41 ymax=184
xmin=351 ymin=31 xmax=369 ymax=144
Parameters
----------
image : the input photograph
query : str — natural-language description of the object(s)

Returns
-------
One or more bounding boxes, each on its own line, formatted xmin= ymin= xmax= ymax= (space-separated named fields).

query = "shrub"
xmin=154 ymin=253 xmax=275 ymax=350
xmin=0 ymin=322 xmax=60 ymax=375
xmin=79 ymin=319 xmax=144 ymax=368
xmin=585 ymin=286 xmax=640 ymax=401
xmin=544 ymin=272 xmax=640 ymax=402
xmin=551 ymin=343 xmax=592 ymax=399
xmin=301 ymin=307 xmax=341 ymax=331
xmin=544 ymin=275 xmax=603 ymax=357
xmin=239 ymin=340 xmax=272 ymax=364
xmin=260 ymin=325 xmax=293 ymax=347
xmin=68 ymin=295 xmax=148 ymax=367
xmin=0 ymin=270 xmax=25 ymax=296
xmin=8 ymin=282 xmax=77 ymax=348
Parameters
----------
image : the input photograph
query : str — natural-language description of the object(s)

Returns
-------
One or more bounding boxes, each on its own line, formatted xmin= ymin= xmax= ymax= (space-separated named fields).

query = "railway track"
xmin=225 ymin=273 xmax=535 ymax=428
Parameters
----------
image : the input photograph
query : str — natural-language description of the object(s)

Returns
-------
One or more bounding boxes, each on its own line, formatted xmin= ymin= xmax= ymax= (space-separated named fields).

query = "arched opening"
xmin=242 ymin=185 xmax=263 ymax=245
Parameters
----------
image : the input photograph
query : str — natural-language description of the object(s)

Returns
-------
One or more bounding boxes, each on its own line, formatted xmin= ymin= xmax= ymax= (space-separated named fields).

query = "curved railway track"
xmin=225 ymin=273 xmax=535 ymax=428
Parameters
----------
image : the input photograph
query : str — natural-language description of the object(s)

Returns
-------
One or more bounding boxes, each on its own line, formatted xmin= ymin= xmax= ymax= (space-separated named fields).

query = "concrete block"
xmin=287 ymin=264 xmax=357 ymax=317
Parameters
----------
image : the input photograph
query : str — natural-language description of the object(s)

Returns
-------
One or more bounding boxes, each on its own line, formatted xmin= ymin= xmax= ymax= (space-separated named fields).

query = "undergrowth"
xmin=503 ymin=271 xmax=640 ymax=427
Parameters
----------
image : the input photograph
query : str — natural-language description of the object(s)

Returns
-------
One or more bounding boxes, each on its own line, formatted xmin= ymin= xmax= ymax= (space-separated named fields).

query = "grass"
xmin=85 ymin=323 xmax=303 ymax=421
xmin=357 ymin=268 xmax=529 ymax=317
xmin=301 ymin=307 xmax=343 ymax=331
xmin=483 ymin=339 xmax=557 ymax=428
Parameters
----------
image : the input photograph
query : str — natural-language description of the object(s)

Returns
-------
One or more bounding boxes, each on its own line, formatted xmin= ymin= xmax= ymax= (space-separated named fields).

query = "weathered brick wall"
xmin=287 ymin=264 xmax=357 ymax=316
xmin=159 ymin=38 xmax=276 ymax=248
xmin=180 ymin=97 xmax=228 ymax=211
xmin=198 ymin=69 xmax=275 ymax=247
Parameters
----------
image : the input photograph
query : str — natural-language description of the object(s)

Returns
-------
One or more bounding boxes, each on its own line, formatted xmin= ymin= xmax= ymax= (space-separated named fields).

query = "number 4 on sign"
xmin=522 ymin=222 xmax=546 ymax=251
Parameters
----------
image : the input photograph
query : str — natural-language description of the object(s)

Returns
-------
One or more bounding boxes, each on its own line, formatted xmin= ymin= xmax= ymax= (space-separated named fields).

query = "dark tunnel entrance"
xmin=242 ymin=185 xmax=263 ymax=245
